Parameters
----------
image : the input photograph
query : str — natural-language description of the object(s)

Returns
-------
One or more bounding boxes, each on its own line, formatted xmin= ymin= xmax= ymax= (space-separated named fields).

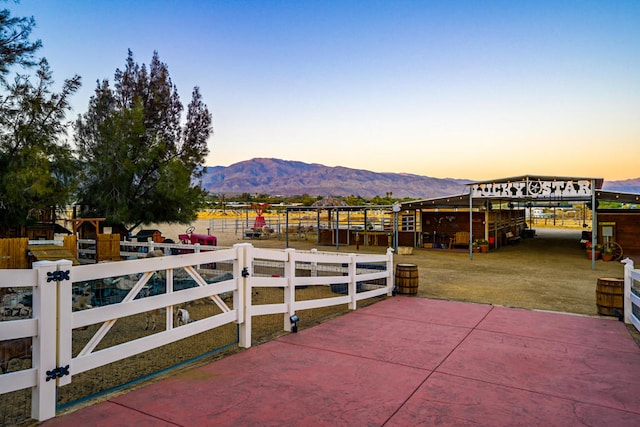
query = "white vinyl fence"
xmin=1 ymin=243 xmax=393 ymax=423
xmin=623 ymin=258 xmax=640 ymax=332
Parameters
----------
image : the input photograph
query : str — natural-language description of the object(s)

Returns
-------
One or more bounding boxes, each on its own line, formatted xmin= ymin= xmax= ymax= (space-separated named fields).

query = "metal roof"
xmin=399 ymin=175 xmax=640 ymax=211
xmin=595 ymin=190 xmax=640 ymax=205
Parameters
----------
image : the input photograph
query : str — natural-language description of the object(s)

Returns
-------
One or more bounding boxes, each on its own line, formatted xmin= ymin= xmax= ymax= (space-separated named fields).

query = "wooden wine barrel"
xmin=395 ymin=264 xmax=419 ymax=295
xmin=596 ymin=277 xmax=624 ymax=316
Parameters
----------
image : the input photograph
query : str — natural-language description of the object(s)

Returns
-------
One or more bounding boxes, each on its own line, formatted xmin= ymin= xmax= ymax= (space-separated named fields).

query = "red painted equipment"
xmin=179 ymin=226 xmax=217 ymax=246
xmin=252 ymin=203 xmax=270 ymax=229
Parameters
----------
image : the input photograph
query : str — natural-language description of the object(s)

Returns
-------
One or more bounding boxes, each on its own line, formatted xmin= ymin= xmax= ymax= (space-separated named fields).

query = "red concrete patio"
xmin=42 ymin=297 xmax=640 ymax=426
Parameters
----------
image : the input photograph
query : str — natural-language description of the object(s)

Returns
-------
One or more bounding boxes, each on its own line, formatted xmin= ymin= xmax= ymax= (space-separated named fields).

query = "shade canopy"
xmin=401 ymin=175 xmax=611 ymax=210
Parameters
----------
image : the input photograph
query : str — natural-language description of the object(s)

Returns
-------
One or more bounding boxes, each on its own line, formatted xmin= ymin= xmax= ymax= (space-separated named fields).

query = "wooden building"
xmin=398 ymin=176 xmax=640 ymax=257
xmin=596 ymin=210 xmax=640 ymax=256
xmin=399 ymin=175 xmax=601 ymax=253
xmin=0 ymin=207 xmax=72 ymax=240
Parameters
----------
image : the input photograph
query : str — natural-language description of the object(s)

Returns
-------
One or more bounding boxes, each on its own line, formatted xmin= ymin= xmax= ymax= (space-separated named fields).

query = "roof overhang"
xmin=595 ymin=190 xmax=640 ymax=205
xmin=285 ymin=205 xmax=391 ymax=212
xmin=400 ymin=175 xmax=615 ymax=211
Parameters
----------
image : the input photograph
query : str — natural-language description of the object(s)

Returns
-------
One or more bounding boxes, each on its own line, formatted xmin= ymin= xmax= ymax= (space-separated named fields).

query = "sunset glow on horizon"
xmin=11 ymin=0 xmax=640 ymax=181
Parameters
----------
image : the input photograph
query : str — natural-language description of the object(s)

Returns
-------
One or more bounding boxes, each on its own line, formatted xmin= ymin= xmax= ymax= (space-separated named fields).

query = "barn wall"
xmin=597 ymin=210 xmax=640 ymax=256
xmin=419 ymin=209 xmax=527 ymax=248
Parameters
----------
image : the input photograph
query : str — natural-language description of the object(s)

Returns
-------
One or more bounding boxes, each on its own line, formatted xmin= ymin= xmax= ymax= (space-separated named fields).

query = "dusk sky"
xmin=9 ymin=1 xmax=640 ymax=181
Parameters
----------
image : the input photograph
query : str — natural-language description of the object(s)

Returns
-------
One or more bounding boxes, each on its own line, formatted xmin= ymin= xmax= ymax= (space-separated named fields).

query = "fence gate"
xmin=0 ymin=237 xmax=29 ymax=269
xmin=1 ymin=244 xmax=394 ymax=425
xmin=96 ymin=234 xmax=121 ymax=262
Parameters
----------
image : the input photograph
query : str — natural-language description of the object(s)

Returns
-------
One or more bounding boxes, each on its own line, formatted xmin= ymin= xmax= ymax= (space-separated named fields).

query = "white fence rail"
xmin=78 ymin=238 xmax=218 ymax=261
xmin=1 ymin=243 xmax=393 ymax=422
xmin=623 ymin=258 xmax=640 ymax=332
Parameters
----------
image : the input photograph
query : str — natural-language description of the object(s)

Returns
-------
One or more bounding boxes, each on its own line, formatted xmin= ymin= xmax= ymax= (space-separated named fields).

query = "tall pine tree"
xmin=74 ymin=50 xmax=212 ymax=232
xmin=0 ymin=6 xmax=80 ymax=230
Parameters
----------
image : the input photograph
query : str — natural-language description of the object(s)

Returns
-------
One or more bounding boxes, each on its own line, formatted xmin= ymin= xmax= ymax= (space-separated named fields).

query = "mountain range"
xmin=200 ymin=158 xmax=640 ymax=199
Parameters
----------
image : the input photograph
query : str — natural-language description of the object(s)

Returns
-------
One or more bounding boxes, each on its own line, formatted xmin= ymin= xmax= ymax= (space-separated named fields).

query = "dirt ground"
xmin=154 ymin=221 xmax=632 ymax=317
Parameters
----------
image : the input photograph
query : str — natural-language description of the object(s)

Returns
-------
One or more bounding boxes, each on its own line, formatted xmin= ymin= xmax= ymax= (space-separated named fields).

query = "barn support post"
xmin=591 ymin=179 xmax=597 ymax=270
xmin=484 ymin=209 xmax=490 ymax=246
xmin=335 ymin=209 xmax=340 ymax=250
xmin=347 ymin=211 xmax=351 ymax=245
xmin=469 ymin=193 xmax=473 ymax=260
xmin=285 ymin=209 xmax=290 ymax=248
xmin=414 ymin=209 xmax=419 ymax=248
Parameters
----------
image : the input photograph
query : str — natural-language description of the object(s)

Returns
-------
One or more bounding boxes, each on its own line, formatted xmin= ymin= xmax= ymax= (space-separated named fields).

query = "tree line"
xmin=0 ymin=5 xmax=212 ymax=235
xmin=206 ymin=193 xmax=406 ymax=209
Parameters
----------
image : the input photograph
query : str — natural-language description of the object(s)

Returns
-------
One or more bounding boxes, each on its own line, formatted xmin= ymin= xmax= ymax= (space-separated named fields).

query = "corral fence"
xmin=204 ymin=217 xmax=319 ymax=239
xmin=623 ymin=258 xmax=640 ymax=334
xmin=206 ymin=217 xmax=392 ymax=241
xmin=0 ymin=243 xmax=393 ymax=425
xmin=78 ymin=237 xmax=219 ymax=262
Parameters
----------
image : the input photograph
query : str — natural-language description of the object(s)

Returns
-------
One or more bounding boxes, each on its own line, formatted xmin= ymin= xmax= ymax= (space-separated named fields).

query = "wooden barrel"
xmin=596 ymin=277 xmax=624 ymax=316
xmin=395 ymin=264 xmax=419 ymax=295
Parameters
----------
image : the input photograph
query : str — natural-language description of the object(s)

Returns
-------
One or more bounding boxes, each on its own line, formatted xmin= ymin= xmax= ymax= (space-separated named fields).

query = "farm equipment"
xmin=179 ymin=226 xmax=217 ymax=246
xmin=244 ymin=203 xmax=274 ymax=239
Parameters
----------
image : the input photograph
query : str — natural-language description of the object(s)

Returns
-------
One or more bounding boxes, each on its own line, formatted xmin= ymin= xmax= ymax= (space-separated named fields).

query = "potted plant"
xmin=602 ymin=246 xmax=613 ymax=262
xmin=472 ymin=241 xmax=480 ymax=253
xmin=586 ymin=242 xmax=602 ymax=260
xmin=476 ymin=239 xmax=489 ymax=253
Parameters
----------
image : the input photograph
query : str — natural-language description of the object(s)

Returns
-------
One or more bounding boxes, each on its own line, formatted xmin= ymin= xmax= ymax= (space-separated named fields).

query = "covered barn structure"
xmin=283 ymin=204 xmax=393 ymax=249
xmin=273 ymin=175 xmax=639 ymax=268
xmin=397 ymin=175 xmax=640 ymax=265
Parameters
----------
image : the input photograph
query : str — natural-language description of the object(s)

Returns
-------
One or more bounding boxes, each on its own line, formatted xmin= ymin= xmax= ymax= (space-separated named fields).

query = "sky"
xmin=7 ymin=0 xmax=640 ymax=181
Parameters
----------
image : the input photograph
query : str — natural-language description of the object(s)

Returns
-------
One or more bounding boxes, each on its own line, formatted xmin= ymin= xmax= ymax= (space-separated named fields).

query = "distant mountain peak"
xmin=201 ymin=158 xmax=639 ymax=199
xmin=201 ymin=158 xmax=470 ymax=198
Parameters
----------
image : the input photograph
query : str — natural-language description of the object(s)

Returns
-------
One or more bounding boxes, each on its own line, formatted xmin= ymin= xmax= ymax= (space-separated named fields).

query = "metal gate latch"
xmin=46 ymin=365 xmax=70 ymax=381
xmin=47 ymin=270 xmax=70 ymax=282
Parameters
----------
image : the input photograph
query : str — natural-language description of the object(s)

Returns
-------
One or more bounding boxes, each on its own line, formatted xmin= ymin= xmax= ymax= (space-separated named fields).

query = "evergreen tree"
xmin=74 ymin=50 xmax=212 ymax=232
xmin=0 ymin=7 xmax=41 ymax=81
xmin=0 ymin=6 xmax=80 ymax=228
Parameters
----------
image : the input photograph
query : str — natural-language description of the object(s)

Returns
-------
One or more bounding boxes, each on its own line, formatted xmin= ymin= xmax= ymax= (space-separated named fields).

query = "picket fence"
xmin=0 ymin=243 xmax=393 ymax=422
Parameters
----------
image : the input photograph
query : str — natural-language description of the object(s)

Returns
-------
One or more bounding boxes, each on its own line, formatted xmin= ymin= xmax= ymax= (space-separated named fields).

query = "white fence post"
xmin=386 ymin=248 xmax=395 ymax=296
xmin=236 ymin=243 xmax=251 ymax=348
xmin=622 ymin=258 xmax=635 ymax=324
xmin=194 ymin=243 xmax=201 ymax=268
xmin=31 ymin=261 xmax=63 ymax=421
xmin=348 ymin=254 xmax=357 ymax=310
xmin=284 ymin=248 xmax=296 ymax=331
xmin=310 ymin=248 xmax=318 ymax=277
xmin=55 ymin=260 xmax=74 ymax=387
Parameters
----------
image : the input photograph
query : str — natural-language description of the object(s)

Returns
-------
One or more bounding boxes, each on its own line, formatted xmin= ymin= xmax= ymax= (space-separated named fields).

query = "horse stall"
xmin=418 ymin=209 xmax=526 ymax=249
xmin=285 ymin=205 xmax=392 ymax=248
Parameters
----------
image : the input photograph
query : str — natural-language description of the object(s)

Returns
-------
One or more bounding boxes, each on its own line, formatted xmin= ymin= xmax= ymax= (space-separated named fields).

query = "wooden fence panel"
xmin=63 ymin=235 xmax=78 ymax=259
xmin=96 ymin=234 xmax=120 ymax=262
xmin=0 ymin=237 xmax=29 ymax=269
